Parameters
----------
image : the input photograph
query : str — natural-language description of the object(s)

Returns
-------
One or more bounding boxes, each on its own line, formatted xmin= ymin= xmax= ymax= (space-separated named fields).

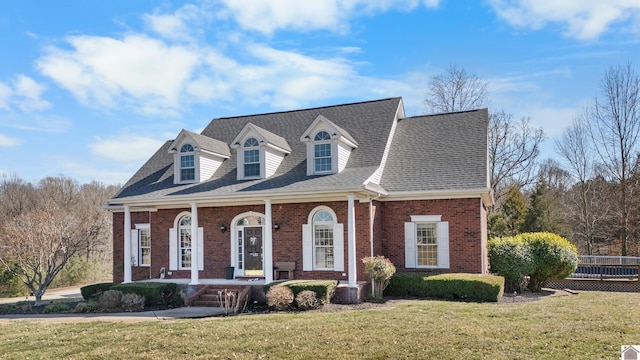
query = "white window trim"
xmin=169 ymin=212 xmax=204 ymax=271
xmin=134 ymin=223 xmax=151 ymax=267
xmin=302 ymin=206 xmax=344 ymax=271
xmin=405 ymin=215 xmax=449 ymax=269
xmin=313 ymin=131 xmax=333 ymax=174
xmin=179 ymin=144 xmax=196 ymax=183
xmin=242 ymin=138 xmax=262 ymax=179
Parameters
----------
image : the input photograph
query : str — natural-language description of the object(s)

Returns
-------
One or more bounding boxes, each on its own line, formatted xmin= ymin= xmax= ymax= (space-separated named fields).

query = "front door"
xmin=244 ymin=227 xmax=263 ymax=275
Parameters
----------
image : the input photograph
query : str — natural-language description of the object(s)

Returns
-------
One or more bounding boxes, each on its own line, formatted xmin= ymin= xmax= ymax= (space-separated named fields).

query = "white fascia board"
xmin=383 ymin=188 xmax=493 ymax=204
xmin=362 ymin=100 xmax=403 ymax=186
xmin=264 ymin=142 xmax=291 ymax=154
xmin=107 ymin=187 xmax=382 ymax=209
xmin=337 ymin=136 xmax=358 ymax=149
xmin=199 ymin=148 xmax=230 ymax=159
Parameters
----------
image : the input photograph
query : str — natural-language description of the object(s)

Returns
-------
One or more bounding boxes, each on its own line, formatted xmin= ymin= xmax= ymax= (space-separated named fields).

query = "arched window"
xmin=178 ymin=214 xmax=192 ymax=269
xmin=313 ymin=131 xmax=332 ymax=173
xmin=302 ymin=206 xmax=343 ymax=271
xmin=313 ymin=209 xmax=334 ymax=269
xmin=243 ymin=138 xmax=260 ymax=177
xmin=180 ymin=144 xmax=195 ymax=181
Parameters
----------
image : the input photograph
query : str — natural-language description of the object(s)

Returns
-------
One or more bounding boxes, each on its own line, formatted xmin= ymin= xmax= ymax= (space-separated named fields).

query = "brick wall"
xmin=112 ymin=197 xmax=486 ymax=283
xmin=378 ymin=198 xmax=484 ymax=273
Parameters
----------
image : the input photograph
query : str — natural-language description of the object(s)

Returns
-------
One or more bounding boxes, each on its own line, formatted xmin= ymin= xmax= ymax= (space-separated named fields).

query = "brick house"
xmin=107 ymin=97 xmax=493 ymax=302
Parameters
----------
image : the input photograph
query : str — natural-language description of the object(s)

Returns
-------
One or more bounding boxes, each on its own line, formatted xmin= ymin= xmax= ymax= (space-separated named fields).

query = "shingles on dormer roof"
xmin=232 ymin=123 xmax=292 ymax=153
xmin=380 ymin=108 xmax=489 ymax=192
xmin=302 ymin=115 xmax=358 ymax=147
xmin=112 ymin=98 xmax=403 ymax=201
xmin=169 ymin=129 xmax=231 ymax=158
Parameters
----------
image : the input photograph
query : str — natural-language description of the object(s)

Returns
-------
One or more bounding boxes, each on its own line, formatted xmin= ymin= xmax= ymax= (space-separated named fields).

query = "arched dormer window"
xmin=243 ymin=138 xmax=261 ymax=178
xmin=313 ymin=131 xmax=332 ymax=173
xmin=180 ymin=144 xmax=195 ymax=182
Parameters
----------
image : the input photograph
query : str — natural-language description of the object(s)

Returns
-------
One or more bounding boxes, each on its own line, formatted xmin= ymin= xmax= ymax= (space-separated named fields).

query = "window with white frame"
xmin=302 ymin=206 xmax=344 ymax=271
xmin=404 ymin=215 xmax=449 ymax=269
xmin=178 ymin=215 xmax=192 ymax=269
xmin=137 ymin=224 xmax=151 ymax=266
xmin=180 ymin=144 xmax=195 ymax=182
xmin=313 ymin=131 xmax=332 ymax=173
xmin=243 ymin=138 xmax=260 ymax=178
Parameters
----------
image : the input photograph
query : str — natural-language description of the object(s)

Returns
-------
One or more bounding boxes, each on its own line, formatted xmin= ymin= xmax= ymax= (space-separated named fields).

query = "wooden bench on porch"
xmin=273 ymin=262 xmax=295 ymax=280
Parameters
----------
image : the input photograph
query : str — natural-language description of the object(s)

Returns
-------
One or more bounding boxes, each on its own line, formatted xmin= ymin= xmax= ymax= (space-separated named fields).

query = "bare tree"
xmin=424 ymin=66 xmax=544 ymax=207
xmin=587 ymin=63 xmax=640 ymax=255
xmin=425 ymin=64 xmax=488 ymax=114
xmin=0 ymin=175 xmax=114 ymax=305
xmin=489 ymin=110 xmax=545 ymax=204
xmin=0 ymin=174 xmax=36 ymax=218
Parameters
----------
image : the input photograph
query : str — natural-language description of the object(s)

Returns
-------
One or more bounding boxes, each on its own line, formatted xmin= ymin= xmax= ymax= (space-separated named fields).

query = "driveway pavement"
xmin=0 ymin=286 xmax=225 ymax=321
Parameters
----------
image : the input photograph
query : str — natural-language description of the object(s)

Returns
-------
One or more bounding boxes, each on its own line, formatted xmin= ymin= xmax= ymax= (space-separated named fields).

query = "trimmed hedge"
xmin=80 ymin=282 xmax=114 ymax=301
xmin=385 ymin=273 xmax=505 ymax=302
xmin=108 ymin=282 xmax=183 ymax=307
xmin=264 ymin=280 xmax=338 ymax=304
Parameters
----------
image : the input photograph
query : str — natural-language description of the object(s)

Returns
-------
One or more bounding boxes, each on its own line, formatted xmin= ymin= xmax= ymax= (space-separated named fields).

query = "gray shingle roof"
xmin=380 ymin=108 xmax=489 ymax=192
xmin=113 ymin=98 xmax=402 ymax=201
xmin=182 ymin=130 xmax=231 ymax=157
xmin=111 ymin=99 xmax=490 ymax=204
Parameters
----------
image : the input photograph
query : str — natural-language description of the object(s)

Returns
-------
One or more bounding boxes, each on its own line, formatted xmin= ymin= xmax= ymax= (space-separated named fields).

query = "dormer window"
xmin=168 ymin=129 xmax=231 ymax=185
xmin=301 ymin=115 xmax=358 ymax=176
xmin=243 ymin=138 xmax=261 ymax=178
xmin=314 ymin=131 xmax=332 ymax=173
xmin=180 ymin=144 xmax=195 ymax=182
xmin=231 ymin=123 xmax=291 ymax=181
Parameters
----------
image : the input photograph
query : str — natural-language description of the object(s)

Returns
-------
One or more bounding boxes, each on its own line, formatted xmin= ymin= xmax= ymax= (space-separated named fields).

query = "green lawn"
xmin=1 ymin=291 xmax=639 ymax=359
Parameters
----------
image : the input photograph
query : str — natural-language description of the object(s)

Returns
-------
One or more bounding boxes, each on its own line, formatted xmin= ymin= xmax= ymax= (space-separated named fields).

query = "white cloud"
xmin=37 ymin=35 xmax=199 ymax=115
xmin=57 ymin=158 xmax=133 ymax=185
xmin=13 ymin=75 xmax=51 ymax=112
xmin=0 ymin=75 xmax=50 ymax=112
xmin=217 ymin=0 xmax=440 ymax=35
xmin=89 ymin=135 xmax=165 ymax=163
xmin=143 ymin=3 xmax=213 ymax=41
xmin=487 ymin=0 xmax=640 ymax=40
xmin=0 ymin=133 xmax=22 ymax=147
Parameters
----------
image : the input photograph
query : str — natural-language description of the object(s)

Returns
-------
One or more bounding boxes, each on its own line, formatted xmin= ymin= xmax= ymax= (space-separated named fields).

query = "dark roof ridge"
xmin=214 ymin=97 xmax=401 ymax=121
xmin=404 ymin=107 xmax=488 ymax=119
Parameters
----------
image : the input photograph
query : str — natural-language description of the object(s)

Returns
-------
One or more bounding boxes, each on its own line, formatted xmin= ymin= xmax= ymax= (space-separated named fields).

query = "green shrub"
xmin=362 ymin=256 xmax=396 ymax=299
xmin=264 ymin=280 xmax=338 ymax=304
xmin=266 ymin=285 xmax=294 ymax=311
xmin=74 ymin=302 xmax=98 ymax=313
xmin=110 ymin=282 xmax=182 ymax=307
xmin=385 ymin=273 xmax=504 ymax=302
xmin=81 ymin=282 xmax=114 ymax=301
xmin=44 ymin=303 xmax=71 ymax=313
xmin=295 ymin=290 xmax=319 ymax=310
xmin=0 ymin=265 xmax=27 ymax=298
xmin=516 ymin=232 xmax=578 ymax=292
xmin=384 ymin=272 xmax=437 ymax=296
xmin=488 ymin=236 xmax=534 ymax=292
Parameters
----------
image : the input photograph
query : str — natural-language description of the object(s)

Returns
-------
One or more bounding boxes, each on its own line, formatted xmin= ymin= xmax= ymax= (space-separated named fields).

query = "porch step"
xmin=187 ymin=285 xmax=252 ymax=307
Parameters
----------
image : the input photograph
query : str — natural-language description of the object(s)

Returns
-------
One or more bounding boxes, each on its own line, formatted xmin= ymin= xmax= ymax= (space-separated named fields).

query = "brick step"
xmin=192 ymin=300 xmax=220 ymax=307
xmin=188 ymin=285 xmax=252 ymax=307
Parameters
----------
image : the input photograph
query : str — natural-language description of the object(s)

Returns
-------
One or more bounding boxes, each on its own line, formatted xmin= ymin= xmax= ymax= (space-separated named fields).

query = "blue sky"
xmin=1 ymin=0 xmax=639 ymax=185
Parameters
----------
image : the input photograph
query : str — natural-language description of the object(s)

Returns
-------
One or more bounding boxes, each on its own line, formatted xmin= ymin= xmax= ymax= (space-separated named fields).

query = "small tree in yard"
xmin=0 ymin=176 xmax=111 ymax=306
xmin=362 ymin=256 xmax=396 ymax=300
xmin=516 ymin=232 xmax=579 ymax=292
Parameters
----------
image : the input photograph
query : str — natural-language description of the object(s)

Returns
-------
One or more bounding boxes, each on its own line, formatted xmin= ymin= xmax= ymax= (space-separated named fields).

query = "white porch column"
xmin=123 ymin=205 xmax=132 ymax=283
xmin=190 ymin=202 xmax=199 ymax=285
xmin=264 ymin=199 xmax=274 ymax=284
xmin=347 ymin=194 xmax=357 ymax=287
